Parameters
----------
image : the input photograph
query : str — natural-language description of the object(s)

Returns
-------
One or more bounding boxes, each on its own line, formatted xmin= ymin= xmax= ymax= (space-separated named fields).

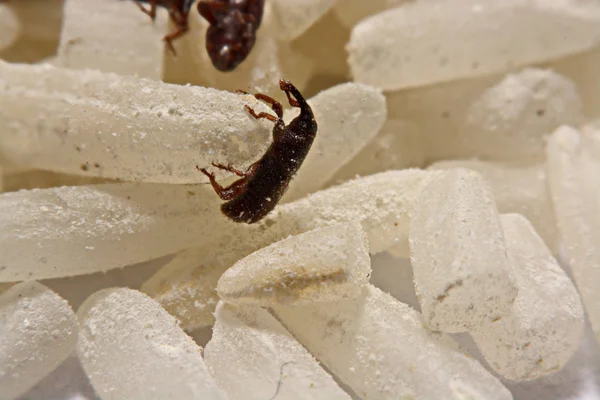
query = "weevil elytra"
xmin=134 ymin=0 xmax=194 ymax=54
xmin=197 ymin=0 xmax=265 ymax=72
xmin=199 ymin=79 xmax=317 ymax=223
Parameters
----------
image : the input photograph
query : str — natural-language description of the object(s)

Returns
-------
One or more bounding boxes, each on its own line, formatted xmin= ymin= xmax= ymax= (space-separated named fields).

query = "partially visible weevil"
xmin=133 ymin=0 xmax=195 ymax=54
xmin=198 ymin=79 xmax=317 ymax=223
xmin=197 ymin=0 xmax=265 ymax=71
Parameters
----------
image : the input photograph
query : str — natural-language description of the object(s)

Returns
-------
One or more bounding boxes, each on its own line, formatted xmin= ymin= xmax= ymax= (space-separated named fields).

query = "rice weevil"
xmin=198 ymin=79 xmax=317 ymax=223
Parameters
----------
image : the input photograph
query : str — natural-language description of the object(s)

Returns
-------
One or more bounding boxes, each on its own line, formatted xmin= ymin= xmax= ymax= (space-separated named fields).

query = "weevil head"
xmin=205 ymin=17 xmax=256 ymax=72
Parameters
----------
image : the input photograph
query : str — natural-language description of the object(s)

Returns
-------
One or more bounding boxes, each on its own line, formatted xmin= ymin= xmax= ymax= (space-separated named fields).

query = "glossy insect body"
xmin=134 ymin=0 xmax=195 ymax=54
xmin=199 ymin=80 xmax=317 ymax=224
xmin=197 ymin=0 xmax=265 ymax=72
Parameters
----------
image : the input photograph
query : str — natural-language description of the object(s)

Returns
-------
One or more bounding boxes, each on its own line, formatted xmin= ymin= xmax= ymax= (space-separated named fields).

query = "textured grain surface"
xmin=0 ymin=183 xmax=226 ymax=281
xmin=410 ymin=169 xmax=518 ymax=332
xmin=273 ymin=285 xmax=513 ymax=400
xmin=205 ymin=302 xmax=351 ymax=400
xmin=0 ymin=282 xmax=78 ymax=400
xmin=429 ymin=160 xmax=557 ymax=252
xmin=348 ymin=0 xmax=600 ymax=90
xmin=218 ymin=222 xmax=371 ymax=306
xmin=546 ymin=125 xmax=600 ymax=343
xmin=460 ymin=69 xmax=583 ymax=162
xmin=471 ymin=214 xmax=584 ymax=381
xmin=77 ymin=288 xmax=225 ymax=400
xmin=0 ymin=61 xmax=272 ymax=183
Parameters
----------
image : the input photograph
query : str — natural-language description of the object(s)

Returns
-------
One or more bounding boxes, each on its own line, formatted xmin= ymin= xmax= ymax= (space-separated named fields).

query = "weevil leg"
xmin=211 ymin=162 xmax=246 ymax=177
xmin=163 ymin=21 xmax=188 ymax=55
xmin=214 ymin=178 xmax=249 ymax=200
xmin=244 ymin=105 xmax=278 ymax=122
xmin=245 ymin=161 xmax=259 ymax=176
xmin=211 ymin=161 xmax=259 ymax=178
xmin=167 ymin=7 xmax=184 ymax=25
xmin=197 ymin=166 xmax=249 ymax=200
xmin=252 ymin=94 xmax=283 ymax=118
xmin=134 ymin=0 xmax=158 ymax=20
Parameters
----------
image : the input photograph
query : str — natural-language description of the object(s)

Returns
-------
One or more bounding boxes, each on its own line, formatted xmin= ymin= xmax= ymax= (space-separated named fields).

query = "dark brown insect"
xmin=197 ymin=0 xmax=265 ymax=72
xmin=198 ymin=80 xmax=317 ymax=224
xmin=133 ymin=0 xmax=195 ymax=54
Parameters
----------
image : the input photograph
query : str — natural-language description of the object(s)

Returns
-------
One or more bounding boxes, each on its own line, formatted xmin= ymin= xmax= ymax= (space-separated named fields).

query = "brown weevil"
xmin=198 ymin=80 xmax=317 ymax=224
xmin=133 ymin=0 xmax=195 ymax=54
xmin=197 ymin=0 xmax=265 ymax=72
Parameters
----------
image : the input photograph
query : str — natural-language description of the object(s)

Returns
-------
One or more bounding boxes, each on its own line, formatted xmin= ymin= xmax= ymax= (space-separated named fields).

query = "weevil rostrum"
xmin=197 ymin=0 xmax=265 ymax=71
xmin=198 ymin=80 xmax=317 ymax=224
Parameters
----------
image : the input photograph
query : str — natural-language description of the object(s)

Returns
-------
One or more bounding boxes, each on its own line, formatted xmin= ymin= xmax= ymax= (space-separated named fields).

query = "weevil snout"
xmin=279 ymin=79 xmax=293 ymax=91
